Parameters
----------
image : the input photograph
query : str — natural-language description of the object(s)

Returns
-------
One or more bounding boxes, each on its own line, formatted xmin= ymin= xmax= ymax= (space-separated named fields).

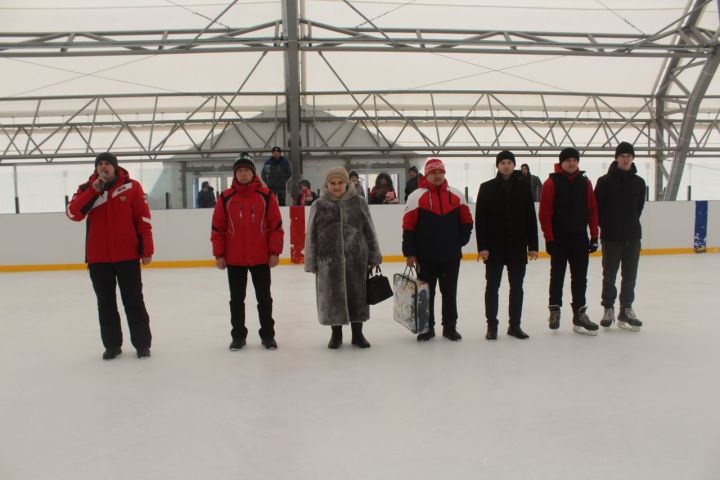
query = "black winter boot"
xmin=507 ymin=325 xmax=529 ymax=339
xmin=442 ymin=325 xmax=462 ymax=341
xmin=485 ymin=324 xmax=498 ymax=341
xmin=102 ymin=347 xmax=122 ymax=360
xmin=328 ymin=326 xmax=343 ymax=349
xmin=351 ymin=322 xmax=371 ymax=348
xmin=416 ymin=328 xmax=435 ymax=341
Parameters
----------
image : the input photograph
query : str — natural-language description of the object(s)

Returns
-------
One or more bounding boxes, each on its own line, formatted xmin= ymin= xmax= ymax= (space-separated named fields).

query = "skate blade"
xmin=572 ymin=326 xmax=599 ymax=336
xmin=618 ymin=321 xmax=641 ymax=332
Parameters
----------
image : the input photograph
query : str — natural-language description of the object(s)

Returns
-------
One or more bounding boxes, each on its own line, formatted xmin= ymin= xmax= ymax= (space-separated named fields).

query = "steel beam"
xmin=664 ymin=46 xmax=720 ymax=199
xmin=282 ymin=0 xmax=303 ymax=188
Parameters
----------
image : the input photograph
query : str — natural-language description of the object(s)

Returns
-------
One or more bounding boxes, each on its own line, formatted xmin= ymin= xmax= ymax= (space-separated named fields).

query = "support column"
xmin=282 ymin=0 xmax=303 ymax=193
xmin=664 ymin=47 xmax=720 ymax=200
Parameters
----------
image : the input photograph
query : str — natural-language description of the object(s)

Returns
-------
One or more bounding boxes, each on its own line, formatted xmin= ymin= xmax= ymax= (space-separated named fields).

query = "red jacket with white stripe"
xmin=402 ymin=176 xmax=474 ymax=262
xmin=66 ymin=167 xmax=154 ymax=264
xmin=211 ymin=175 xmax=284 ymax=266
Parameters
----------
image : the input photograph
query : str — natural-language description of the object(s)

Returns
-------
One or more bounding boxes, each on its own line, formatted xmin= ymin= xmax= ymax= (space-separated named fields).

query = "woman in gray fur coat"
xmin=304 ymin=167 xmax=383 ymax=349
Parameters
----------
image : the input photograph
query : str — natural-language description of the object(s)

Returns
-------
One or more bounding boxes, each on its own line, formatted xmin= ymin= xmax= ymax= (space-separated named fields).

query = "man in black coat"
xmin=404 ymin=165 xmax=421 ymax=202
xmin=197 ymin=181 xmax=216 ymax=208
xmin=594 ymin=141 xmax=646 ymax=332
xmin=475 ymin=150 xmax=539 ymax=340
xmin=519 ymin=163 xmax=543 ymax=202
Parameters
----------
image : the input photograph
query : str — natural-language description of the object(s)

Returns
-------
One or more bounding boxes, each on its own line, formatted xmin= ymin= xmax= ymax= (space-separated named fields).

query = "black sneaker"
xmin=507 ymin=326 xmax=529 ymax=339
xmin=136 ymin=348 xmax=151 ymax=359
xmin=261 ymin=338 xmax=278 ymax=350
xmin=485 ymin=324 xmax=498 ymax=341
xmin=229 ymin=338 xmax=246 ymax=351
xmin=416 ymin=328 xmax=435 ymax=342
xmin=102 ymin=347 xmax=122 ymax=360
xmin=572 ymin=306 xmax=599 ymax=336
xmin=442 ymin=327 xmax=462 ymax=341
xmin=548 ymin=305 xmax=561 ymax=330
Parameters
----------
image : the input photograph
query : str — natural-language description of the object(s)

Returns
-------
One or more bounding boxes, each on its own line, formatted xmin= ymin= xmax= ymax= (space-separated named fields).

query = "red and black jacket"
xmin=539 ymin=164 xmax=599 ymax=242
xmin=66 ymin=167 xmax=154 ymax=264
xmin=211 ymin=175 xmax=284 ymax=266
xmin=402 ymin=176 xmax=473 ymax=262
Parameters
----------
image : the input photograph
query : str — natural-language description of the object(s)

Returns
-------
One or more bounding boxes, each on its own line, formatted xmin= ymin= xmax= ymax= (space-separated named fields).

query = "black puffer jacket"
xmin=594 ymin=161 xmax=646 ymax=241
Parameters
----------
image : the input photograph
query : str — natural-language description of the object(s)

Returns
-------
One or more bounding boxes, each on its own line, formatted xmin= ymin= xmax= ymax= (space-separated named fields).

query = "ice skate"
xmin=572 ymin=306 xmax=599 ymax=336
xmin=600 ymin=307 xmax=615 ymax=329
xmin=548 ymin=305 xmax=561 ymax=331
xmin=618 ymin=307 xmax=642 ymax=332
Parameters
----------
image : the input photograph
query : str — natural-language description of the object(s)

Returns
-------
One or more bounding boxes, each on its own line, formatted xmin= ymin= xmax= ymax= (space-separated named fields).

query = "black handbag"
xmin=366 ymin=266 xmax=393 ymax=305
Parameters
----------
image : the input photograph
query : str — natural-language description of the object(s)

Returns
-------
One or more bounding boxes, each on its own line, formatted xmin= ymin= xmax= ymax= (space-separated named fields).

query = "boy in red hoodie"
xmin=67 ymin=152 xmax=154 ymax=360
xmin=539 ymin=147 xmax=600 ymax=336
xmin=212 ymin=153 xmax=284 ymax=350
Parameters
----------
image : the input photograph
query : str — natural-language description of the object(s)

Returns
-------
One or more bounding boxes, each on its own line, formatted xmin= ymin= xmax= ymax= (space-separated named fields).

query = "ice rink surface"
xmin=1 ymin=254 xmax=719 ymax=480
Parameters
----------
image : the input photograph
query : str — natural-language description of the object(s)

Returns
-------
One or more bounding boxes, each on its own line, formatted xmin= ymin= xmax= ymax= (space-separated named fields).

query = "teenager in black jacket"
xmin=476 ymin=151 xmax=539 ymax=340
xmin=594 ymin=142 xmax=645 ymax=331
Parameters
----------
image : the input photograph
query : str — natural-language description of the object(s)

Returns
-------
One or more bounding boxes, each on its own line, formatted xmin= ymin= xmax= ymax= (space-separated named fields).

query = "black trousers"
xmin=484 ymin=259 xmax=527 ymax=327
xmin=549 ymin=236 xmax=589 ymax=312
xmin=271 ymin=188 xmax=287 ymax=206
xmin=601 ymin=239 xmax=641 ymax=308
xmin=417 ymin=258 xmax=461 ymax=330
xmin=88 ymin=260 xmax=152 ymax=350
xmin=227 ymin=264 xmax=275 ymax=340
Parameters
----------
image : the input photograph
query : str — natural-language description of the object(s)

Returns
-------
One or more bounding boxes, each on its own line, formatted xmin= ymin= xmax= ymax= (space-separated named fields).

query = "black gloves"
xmin=588 ymin=239 xmax=598 ymax=253
xmin=545 ymin=241 xmax=554 ymax=256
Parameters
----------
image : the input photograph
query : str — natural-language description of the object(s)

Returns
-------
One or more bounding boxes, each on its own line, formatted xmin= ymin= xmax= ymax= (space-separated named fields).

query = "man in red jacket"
xmin=539 ymin=147 xmax=600 ymax=336
xmin=212 ymin=153 xmax=284 ymax=351
xmin=67 ymin=152 xmax=154 ymax=360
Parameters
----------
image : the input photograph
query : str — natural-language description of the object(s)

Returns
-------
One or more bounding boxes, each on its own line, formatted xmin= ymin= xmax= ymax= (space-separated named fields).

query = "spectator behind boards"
xmin=261 ymin=146 xmax=292 ymax=206
xmin=197 ymin=181 xmax=216 ymax=208
xmin=294 ymin=179 xmax=318 ymax=206
xmin=369 ymin=172 xmax=399 ymax=204
xmin=404 ymin=165 xmax=421 ymax=202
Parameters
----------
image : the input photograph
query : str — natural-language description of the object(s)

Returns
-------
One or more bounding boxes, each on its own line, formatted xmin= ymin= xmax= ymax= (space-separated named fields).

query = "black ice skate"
xmin=572 ymin=306 xmax=599 ymax=336
xmin=618 ymin=307 xmax=642 ymax=332
xmin=548 ymin=305 xmax=561 ymax=330
xmin=600 ymin=307 xmax=615 ymax=329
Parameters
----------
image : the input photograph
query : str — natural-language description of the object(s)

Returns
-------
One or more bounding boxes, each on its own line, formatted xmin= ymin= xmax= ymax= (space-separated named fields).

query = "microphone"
xmin=98 ymin=171 xmax=108 ymax=191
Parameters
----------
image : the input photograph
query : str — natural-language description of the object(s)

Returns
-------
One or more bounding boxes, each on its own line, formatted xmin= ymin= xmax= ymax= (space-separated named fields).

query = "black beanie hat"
xmin=233 ymin=152 xmax=256 ymax=174
xmin=496 ymin=150 xmax=516 ymax=167
xmin=559 ymin=147 xmax=580 ymax=163
xmin=409 ymin=165 xmax=419 ymax=173
xmin=95 ymin=152 xmax=118 ymax=169
xmin=615 ymin=142 xmax=635 ymax=158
